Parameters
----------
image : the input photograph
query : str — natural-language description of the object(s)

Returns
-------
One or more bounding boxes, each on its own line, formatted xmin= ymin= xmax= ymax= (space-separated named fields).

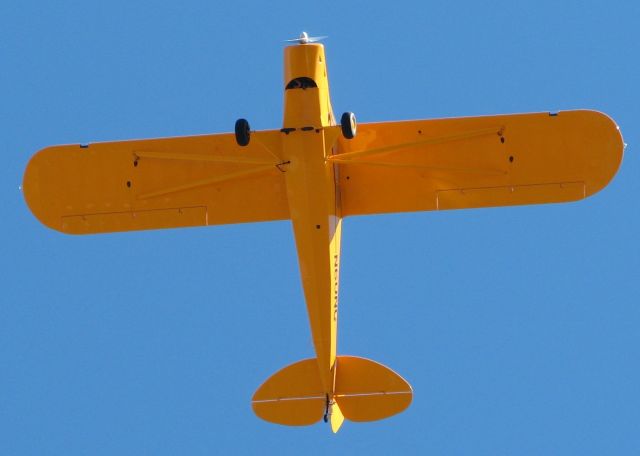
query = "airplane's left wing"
xmin=23 ymin=130 xmax=289 ymax=234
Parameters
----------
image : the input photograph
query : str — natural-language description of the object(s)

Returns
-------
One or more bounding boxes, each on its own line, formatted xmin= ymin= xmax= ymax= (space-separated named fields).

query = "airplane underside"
xmin=22 ymin=33 xmax=624 ymax=433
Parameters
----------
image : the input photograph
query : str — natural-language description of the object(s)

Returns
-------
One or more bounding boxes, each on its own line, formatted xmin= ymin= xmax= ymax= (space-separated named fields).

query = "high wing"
xmin=23 ymin=130 xmax=289 ymax=234
xmin=333 ymin=110 xmax=624 ymax=216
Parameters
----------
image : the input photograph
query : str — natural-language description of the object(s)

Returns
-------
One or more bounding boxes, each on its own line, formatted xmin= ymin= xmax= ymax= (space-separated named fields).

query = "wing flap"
xmin=436 ymin=181 xmax=586 ymax=210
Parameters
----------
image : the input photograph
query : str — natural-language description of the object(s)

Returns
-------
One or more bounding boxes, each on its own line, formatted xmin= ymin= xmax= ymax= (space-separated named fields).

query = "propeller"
xmin=285 ymin=31 xmax=327 ymax=44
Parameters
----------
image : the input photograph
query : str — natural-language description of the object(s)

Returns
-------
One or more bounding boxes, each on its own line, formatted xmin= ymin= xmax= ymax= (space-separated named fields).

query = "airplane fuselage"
xmin=280 ymin=43 xmax=341 ymax=392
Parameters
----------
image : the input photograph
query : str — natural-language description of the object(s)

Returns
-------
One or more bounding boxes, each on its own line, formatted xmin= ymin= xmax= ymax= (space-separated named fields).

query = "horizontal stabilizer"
xmin=252 ymin=356 xmax=412 ymax=429
xmin=334 ymin=356 xmax=413 ymax=422
xmin=252 ymin=358 xmax=326 ymax=426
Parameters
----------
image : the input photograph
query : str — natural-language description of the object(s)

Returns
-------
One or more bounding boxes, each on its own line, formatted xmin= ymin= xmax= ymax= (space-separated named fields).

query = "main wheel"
xmin=340 ymin=112 xmax=357 ymax=139
xmin=235 ymin=118 xmax=251 ymax=146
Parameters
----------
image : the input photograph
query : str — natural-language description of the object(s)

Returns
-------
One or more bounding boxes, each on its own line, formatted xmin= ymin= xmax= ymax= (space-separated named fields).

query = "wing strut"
xmin=328 ymin=126 xmax=503 ymax=163
xmin=134 ymin=150 xmax=277 ymax=166
xmin=137 ymin=164 xmax=277 ymax=200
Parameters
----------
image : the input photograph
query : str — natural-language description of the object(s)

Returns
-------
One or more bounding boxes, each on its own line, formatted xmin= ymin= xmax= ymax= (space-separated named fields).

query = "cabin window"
xmin=286 ymin=77 xmax=317 ymax=90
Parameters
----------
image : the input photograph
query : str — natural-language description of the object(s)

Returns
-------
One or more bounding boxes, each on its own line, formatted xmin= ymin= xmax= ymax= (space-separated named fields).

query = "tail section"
xmin=252 ymin=356 xmax=412 ymax=432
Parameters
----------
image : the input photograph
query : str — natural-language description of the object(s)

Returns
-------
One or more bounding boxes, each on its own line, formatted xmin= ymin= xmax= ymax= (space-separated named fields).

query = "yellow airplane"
xmin=23 ymin=32 xmax=624 ymax=433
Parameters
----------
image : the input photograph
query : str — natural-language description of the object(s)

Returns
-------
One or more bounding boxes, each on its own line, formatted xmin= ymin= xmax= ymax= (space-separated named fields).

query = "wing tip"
xmin=578 ymin=110 xmax=625 ymax=199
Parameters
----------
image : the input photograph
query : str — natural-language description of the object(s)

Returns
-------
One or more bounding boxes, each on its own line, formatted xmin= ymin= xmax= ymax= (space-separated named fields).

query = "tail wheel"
xmin=340 ymin=112 xmax=357 ymax=139
xmin=235 ymin=118 xmax=251 ymax=146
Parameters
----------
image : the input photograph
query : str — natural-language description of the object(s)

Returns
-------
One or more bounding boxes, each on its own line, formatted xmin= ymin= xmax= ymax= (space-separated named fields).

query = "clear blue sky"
xmin=2 ymin=1 xmax=639 ymax=454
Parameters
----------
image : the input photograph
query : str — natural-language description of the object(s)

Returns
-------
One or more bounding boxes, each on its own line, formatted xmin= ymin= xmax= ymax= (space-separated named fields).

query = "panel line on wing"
xmin=435 ymin=180 xmax=586 ymax=194
xmin=435 ymin=181 xmax=587 ymax=210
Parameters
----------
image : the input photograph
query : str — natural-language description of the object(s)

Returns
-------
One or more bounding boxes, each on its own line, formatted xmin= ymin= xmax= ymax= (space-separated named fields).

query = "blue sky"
xmin=2 ymin=1 xmax=639 ymax=454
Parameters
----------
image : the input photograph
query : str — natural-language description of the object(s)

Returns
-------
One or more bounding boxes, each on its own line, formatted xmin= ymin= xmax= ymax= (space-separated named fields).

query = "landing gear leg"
xmin=323 ymin=394 xmax=330 ymax=423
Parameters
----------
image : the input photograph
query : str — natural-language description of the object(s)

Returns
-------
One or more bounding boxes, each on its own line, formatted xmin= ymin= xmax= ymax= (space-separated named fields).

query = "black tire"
xmin=340 ymin=112 xmax=356 ymax=139
xmin=235 ymin=118 xmax=251 ymax=146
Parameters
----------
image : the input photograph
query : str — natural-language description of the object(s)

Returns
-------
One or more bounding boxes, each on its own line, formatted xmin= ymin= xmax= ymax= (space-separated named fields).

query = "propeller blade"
xmin=285 ymin=32 xmax=327 ymax=44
